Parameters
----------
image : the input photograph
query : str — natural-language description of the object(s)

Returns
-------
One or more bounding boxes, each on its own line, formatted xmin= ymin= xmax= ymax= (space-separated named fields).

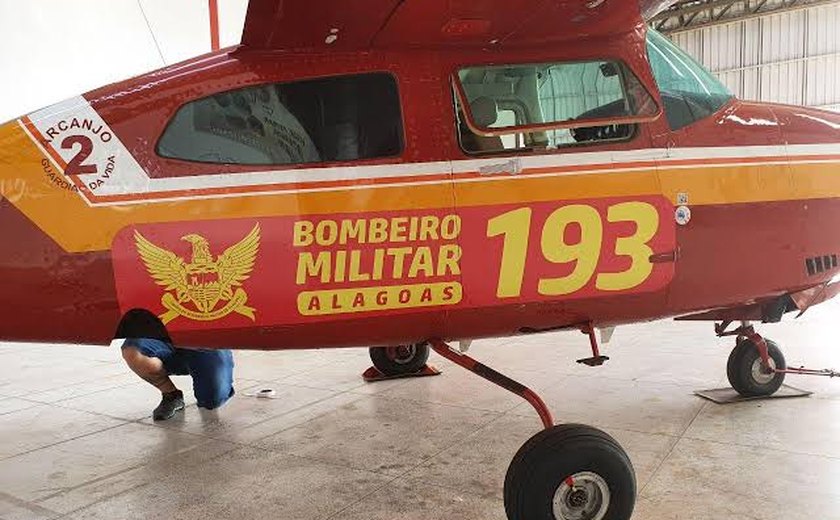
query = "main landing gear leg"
xmin=429 ymin=339 xmax=636 ymax=520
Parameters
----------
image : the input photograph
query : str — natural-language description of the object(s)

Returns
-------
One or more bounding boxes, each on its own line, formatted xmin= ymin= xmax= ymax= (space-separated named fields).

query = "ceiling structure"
xmin=650 ymin=0 xmax=840 ymax=33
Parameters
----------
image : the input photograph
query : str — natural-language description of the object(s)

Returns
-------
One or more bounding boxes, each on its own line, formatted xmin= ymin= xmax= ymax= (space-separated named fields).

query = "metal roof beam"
xmin=650 ymin=0 xmax=840 ymax=33
xmin=649 ymin=0 xmax=743 ymax=22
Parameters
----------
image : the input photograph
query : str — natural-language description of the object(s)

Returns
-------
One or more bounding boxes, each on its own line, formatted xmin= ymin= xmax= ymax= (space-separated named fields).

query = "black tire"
xmin=726 ymin=337 xmax=786 ymax=397
xmin=504 ymin=424 xmax=636 ymax=520
xmin=369 ymin=343 xmax=430 ymax=376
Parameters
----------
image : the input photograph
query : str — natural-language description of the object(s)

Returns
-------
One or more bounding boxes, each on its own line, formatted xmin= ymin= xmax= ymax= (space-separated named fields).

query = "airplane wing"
xmin=241 ymin=0 xmax=675 ymax=51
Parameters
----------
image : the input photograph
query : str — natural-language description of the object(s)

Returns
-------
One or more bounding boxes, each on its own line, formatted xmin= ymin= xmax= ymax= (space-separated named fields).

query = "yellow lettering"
xmin=315 ymin=220 xmax=338 ymax=246
xmin=372 ymin=249 xmax=385 ymax=280
xmin=419 ymin=216 xmax=440 ymax=241
xmin=334 ymin=250 xmax=347 ymax=282
xmin=369 ymin=218 xmax=388 ymax=243
xmin=408 ymin=216 xmax=420 ymax=241
xmin=437 ymin=244 xmax=462 ymax=276
xmin=307 ymin=295 xmax=321 ymax=311
xmin=538 ymin=205 xmax=602 ymax=296
xmin=487 ymin=208 xmax=531 ymax=298
xmin=352 ymin=292 xmax=365 ymax=307
xmin=420 ymin=287 xmax=433 ymax=302
xmin=388 ymin=247 xmax=412 ymax=278
xmin=408 ymin=247 xmax=434 ymax=278
xmin=293 ymin=220 xmax=315 ymax=247
xmin=596 ymin=202 xmax=658 ymax=291
xmin=297 ymin=283 xmax=463 ymax=316
xmin=348 ymin=250 xmax=370 ymax=282
xmin=340 ymin=220 xmax=366 ymax=245
xmin=296 ymin=251 xmax=331 ymax=284
xmin=390 ymin=217 xmax=408 ymax=242
xmin=440 ymin=215 xmax=461 ymax=240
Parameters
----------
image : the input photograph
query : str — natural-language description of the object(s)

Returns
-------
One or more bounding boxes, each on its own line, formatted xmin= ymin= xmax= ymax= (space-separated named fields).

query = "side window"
xmin=646 ymin=29 xmax=733 ymax=131
xmin=493 ymin=109 xmax=521 ymax=149
xmin=157 ymin=73 xmax=403 ymax=165
xmin=455 ymin=60 xmax=657 ymax=155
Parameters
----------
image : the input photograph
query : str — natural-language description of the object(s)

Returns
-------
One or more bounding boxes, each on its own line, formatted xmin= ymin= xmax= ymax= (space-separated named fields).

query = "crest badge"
xmin=135 ymin=224 xmax=261 ymax=324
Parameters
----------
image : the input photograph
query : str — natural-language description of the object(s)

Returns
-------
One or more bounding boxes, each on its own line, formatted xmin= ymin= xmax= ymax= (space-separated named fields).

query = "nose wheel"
xmin=712 ymin=320 xmax=839 ymax=400
xmin=715 ymin=322 xmax=789 ymax=397
xmin=726 ymin=337 xmax=787 ymax=397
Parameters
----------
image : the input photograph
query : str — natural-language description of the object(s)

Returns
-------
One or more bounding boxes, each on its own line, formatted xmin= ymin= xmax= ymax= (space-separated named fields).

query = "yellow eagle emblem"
xmin=134 ymin=224 xmax=261 ymax=324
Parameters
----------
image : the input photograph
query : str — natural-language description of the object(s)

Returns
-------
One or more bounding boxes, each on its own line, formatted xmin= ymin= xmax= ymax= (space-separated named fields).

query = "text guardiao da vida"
xmin=293 ymin=214 xmax=464 ymax=316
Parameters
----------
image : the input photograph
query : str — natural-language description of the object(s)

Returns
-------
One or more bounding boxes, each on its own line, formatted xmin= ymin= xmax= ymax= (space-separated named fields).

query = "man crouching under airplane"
xmin=121 ymin=337 xmax=235 ymax=420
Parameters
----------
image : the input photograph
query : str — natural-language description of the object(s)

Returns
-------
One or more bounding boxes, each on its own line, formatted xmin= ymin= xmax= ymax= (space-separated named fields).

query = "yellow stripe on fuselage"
xmin=2 ymin=120 xmax=839 ymax=253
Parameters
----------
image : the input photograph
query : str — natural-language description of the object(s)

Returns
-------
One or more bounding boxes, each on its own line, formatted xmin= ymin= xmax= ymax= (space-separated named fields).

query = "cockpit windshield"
xmin=646 ymin=29 xmax=734 ymax=130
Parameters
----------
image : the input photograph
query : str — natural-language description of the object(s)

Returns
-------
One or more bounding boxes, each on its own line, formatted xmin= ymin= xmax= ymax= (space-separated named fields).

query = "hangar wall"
xmin=666 ymin=3 xmax=840 ymax=112
xmin=0 ymin=0 xmax=248 ymax=123
xmin=3 ymin=1 xmax=837 ymax=123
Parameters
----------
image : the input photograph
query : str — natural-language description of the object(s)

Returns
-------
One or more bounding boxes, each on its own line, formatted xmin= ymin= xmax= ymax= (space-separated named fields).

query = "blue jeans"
xmin=122 ymin=338 xmax=235 ymax=410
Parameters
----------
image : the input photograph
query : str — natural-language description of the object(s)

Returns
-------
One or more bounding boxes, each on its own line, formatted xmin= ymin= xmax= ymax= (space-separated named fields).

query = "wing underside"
xmin=240 ymin=0 xmax=670 ymax=51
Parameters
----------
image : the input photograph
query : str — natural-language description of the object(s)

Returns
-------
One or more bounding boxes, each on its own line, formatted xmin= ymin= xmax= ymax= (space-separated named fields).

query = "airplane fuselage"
xmin=1 ymin=28 xmax=839 ymax=350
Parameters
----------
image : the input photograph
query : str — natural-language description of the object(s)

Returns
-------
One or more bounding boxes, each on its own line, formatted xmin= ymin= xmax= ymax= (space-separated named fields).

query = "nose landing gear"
xmin=717 ymin=321 xmax=839 ymax=398
xmin=726 ymin=336 xmax=787 ymax=397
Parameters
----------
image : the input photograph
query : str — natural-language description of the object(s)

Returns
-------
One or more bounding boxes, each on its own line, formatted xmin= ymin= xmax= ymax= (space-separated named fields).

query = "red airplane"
xmin=1 ymin=0 xmax=839 ymax=518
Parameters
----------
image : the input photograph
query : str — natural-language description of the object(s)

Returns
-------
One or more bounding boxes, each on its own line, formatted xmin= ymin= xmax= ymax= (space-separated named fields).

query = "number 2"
xmin=61 ymin=135 xmax=98 ymax=176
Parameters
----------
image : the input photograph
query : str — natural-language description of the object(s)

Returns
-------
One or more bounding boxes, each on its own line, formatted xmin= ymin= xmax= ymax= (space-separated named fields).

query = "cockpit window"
xmin=646 ymin=29 xmax=733 ymax=131
xmin=455 ymin=60 xmax=657 ymax=155
xmin=157 ymin=73 xmax=403 ymax=165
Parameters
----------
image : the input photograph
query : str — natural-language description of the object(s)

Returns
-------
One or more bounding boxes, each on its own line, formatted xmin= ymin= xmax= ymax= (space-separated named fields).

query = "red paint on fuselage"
xmin=1 ymin=20 xmax=839 ymax=349
xmin=0 ymin=200 xmax=121 ymax=343
xmin=2 ymin=193 xmax=839 ymax=349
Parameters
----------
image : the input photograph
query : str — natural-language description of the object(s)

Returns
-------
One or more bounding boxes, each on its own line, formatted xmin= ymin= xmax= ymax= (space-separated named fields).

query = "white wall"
xmin=670 ymin=4 xmax=840 ymax=112
xmin=8 ymin=2 xmax=834 ymax=124
xmin=0 ymin=0 xmax=248 ymax=123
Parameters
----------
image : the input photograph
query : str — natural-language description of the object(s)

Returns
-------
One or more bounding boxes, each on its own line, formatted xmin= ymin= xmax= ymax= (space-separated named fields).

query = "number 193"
xmin=486 ymin=202 xmax=659 ymax=298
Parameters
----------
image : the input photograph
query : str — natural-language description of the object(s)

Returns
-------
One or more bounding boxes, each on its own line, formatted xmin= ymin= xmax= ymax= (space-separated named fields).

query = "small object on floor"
xmin=153 ymin=390 xmax=185 ymax=420
xmin=243 ymin=388 xmax=277 ymax=398
xmin=362 ymin=364 xmax=441 ymax=382
xmin=576 ymin=355 xmax=610 ymax=366
xmin=695 ymin=384 xmax=812 ymax=404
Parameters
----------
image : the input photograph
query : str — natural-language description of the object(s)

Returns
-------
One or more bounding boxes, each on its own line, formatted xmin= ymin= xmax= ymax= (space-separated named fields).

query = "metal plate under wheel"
xmin=362 ymin=364 xmax=442 ymax=382
xmin=695 ymin=384 xmax=812 ymax=404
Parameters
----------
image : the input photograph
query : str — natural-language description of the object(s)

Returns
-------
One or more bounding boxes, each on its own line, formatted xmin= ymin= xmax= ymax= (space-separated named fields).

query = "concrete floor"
xmin=3 ymin=302 xmax=840 ymax=520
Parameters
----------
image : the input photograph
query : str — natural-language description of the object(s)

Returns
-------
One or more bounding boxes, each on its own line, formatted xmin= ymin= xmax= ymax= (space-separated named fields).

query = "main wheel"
xmin=369 ymin=343 xmax=430 ymax=376
xmin=726 ymin=337 xmax=786 ymax=397
xmin=504 ymin=424 xmax=636 ymax=520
